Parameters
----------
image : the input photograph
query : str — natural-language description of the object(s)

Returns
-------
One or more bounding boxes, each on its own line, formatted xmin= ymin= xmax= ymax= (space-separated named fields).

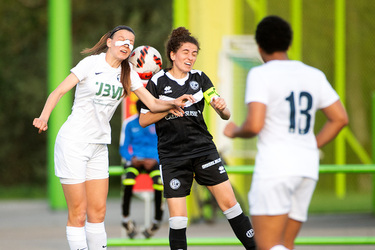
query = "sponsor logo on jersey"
xmin=117 ymin=74 xmax=121 ymax=82
xmin=95 ymin=72 xmax=103 ymax=75
xmin=246 ymin=229 xmax=255 ymax=238
xmin=218 ymin=165 xmax=226 ymax=174
xmin=201 ymin=158 xmax=222 ymax=169
xmin=95 ymin=82 xmax=123 ymax=100
xmin=164 ymin=86 xmax=172 ymax=94
xmin=189 ymin=80 xmax=199 ymax=90
xmin=170 ymin=178 xmax=181 ymax=190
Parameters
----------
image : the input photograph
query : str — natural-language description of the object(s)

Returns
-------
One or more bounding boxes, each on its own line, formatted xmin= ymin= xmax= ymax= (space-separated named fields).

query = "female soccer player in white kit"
xmin=224 ymin=16 xmax=348 ymax=250
xmin=33 ymin=25 xmax=193 ymax=250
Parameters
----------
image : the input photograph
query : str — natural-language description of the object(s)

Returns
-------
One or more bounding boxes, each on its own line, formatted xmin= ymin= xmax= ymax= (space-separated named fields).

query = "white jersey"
xmin=246 ymin=60 xmax=339 ymax=180
xmin=58 ymin=53 xmax=143 ymax=144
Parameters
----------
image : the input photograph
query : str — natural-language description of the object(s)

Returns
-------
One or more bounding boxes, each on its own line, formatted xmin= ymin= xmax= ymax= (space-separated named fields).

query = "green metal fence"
xmin=108 ymin=164 xmax=375 ymax=247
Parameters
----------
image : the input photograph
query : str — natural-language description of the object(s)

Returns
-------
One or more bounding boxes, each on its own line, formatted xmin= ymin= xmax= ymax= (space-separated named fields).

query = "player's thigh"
xmin=62 ymin=182 xmax=87 ymax=209
xmin=207 ymin=180 xmax=237 ymax=211
xmin=167 ymin=197 xmax=188 ymax=217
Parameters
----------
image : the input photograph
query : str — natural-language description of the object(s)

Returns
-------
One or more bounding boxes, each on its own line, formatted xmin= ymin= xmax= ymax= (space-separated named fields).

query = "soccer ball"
xmin=129 ymin=45 xmax=163 ymax=80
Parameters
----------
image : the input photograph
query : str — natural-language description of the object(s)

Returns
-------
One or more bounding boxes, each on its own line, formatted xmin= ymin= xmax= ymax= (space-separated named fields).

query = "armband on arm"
xmin=203 ymin=87 xmax=220 ymax=105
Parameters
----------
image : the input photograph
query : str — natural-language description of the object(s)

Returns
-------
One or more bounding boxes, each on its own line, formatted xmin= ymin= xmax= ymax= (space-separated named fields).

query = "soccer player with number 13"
xmin=224 ymin=16 xmax=348 ymax=250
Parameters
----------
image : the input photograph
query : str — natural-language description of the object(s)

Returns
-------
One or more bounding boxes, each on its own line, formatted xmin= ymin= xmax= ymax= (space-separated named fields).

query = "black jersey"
xmin=143 ymin=69 xmax=218 ymax=162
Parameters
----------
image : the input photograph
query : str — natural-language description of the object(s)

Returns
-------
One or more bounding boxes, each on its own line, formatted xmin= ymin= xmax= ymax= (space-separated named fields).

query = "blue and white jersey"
xmin=119 ymin=114 xmax=159 ymax=162
xmin=246 ymin=60 xmax=339 ymax=180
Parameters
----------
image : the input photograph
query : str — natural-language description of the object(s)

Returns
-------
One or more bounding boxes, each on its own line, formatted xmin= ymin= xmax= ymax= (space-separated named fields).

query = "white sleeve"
xmin=244 ymin=68 xmax=269 ymax=105
xmin=70 ymin=55 xmax=95 ymax=81
xmin=130 ymin=67 xmax=143 ymax=91
xmin=317 ymin=73 xmax=340 ymax=109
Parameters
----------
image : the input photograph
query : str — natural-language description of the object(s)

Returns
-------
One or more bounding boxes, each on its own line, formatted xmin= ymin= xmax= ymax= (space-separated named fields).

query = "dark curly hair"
xmin=165 ymin=27 xmax=200 ymax=66
xmin=255 ymin=15 xmax=292 ymax=54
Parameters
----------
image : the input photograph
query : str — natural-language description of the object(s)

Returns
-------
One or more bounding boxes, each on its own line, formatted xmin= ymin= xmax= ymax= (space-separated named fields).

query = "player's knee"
xmin=169 ymin=216 xmax=188 ymax=229
xmin=150 ymin=170 xmax=163 ymax=188
xmin=68 ymin=209 xmax=87 ymax=227
xmin=153 ymin=183 xmax=163 ymax=191
xmin=223 ymin=202 xmax=243 ymax=219
xmin=123 ymin=167 xmax=138 ymax=186
xmin=87 ymin=203 xmax=106 ymax=222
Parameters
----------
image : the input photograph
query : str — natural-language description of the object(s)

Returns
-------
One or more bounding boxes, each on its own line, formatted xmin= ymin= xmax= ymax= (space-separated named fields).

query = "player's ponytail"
xmin=81 ymin=32 xmax=111 ymax=55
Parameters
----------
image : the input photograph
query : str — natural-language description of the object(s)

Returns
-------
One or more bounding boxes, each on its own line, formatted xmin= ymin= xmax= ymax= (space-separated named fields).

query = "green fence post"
xmin=334 ymin=0 xmax=346 ymax=199
xmin=372 ymin=93 xmax=375 ymax=214
xmin=47 ymin=0 xmax=72 ymax=210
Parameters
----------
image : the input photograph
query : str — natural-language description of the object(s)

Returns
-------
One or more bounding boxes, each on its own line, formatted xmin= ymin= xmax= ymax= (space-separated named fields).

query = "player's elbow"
xmin=138 ymin=119 xmax=149 ymax=128
xmin=244 ymin=120 xmax=263 ymax=136
xmin=247 ymin=126 xmax=262 ymax=135
xmin=338 ymin=113 xmax=349 ymax=129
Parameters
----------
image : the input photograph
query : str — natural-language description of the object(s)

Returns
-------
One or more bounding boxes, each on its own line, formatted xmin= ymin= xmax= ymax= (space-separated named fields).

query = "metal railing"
xmin=108 ymin=164 xmax=375 ymax=247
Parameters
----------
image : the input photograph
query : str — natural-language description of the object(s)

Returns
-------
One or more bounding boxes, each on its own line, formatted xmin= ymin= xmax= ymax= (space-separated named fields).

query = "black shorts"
xmin=160 ymin=152 xmax=229 ymax=198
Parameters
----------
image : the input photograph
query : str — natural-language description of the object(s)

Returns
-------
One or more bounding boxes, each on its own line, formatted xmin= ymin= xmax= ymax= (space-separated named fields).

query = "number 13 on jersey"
xmin=285 ymin=91 xmax=313 ymax=135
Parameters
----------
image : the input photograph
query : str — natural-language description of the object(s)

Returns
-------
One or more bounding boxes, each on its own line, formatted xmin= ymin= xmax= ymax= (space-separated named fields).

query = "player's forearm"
xmin=139 ymin=111 xmax=168 ymax=128
xmin=316 ymin=120 xmax=347 ymax=148
xmin=150 ymin=99 xmax=175 ymax=112
xmin=38 ymin=90 xmax=64 ymax=122
xmin=234 ymin=125 xmax=258 ymax=138
xmin=217 ymin=107 xmax=231 ymax=120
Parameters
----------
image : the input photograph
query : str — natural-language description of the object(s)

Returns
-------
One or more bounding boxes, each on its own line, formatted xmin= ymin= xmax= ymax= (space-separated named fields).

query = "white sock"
xmin=86 ymin=222 xmax=107 ymax=250
xmin=223 ymin=202 xmax=242 ymax=220
xmin=270 ymin=245 xmax=289 ymax=250
xmin=66 ymin=226 xmax=87 ymax=250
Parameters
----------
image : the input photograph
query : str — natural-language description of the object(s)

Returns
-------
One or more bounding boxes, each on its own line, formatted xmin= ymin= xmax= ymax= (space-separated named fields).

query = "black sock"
xmin=154 ymin=190 xmax=163 ymax=221
xmin=122 ymin=185 xmax=133 ymax=217
xmin=169 ymin=227 xmax=187 ymax=250
xmin=228 ymin=213 xmax=256 ymax=250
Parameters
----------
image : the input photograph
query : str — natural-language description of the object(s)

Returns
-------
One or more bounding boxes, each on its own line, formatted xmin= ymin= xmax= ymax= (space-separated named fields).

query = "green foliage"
xmin=0 ymin=0 xmax=172 ymax=188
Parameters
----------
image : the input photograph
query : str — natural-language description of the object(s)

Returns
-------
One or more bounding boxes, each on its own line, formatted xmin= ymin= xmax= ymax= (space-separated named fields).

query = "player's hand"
xmin=211 ymin=97 xmax=226 ymax=112
xmin=223 ymin=121 xmax=238 ymax=138
xmin=33 ymin=118 xmax=48 ymax=134
xmin=131 ymin=157 xmax=143 ymax=168
xmin=169 ymin=107 xmax=184 ymax=117
xmin=173 ymin=94 xmax=195 ymax=108
xmin=143 ymin=159 xmax=158 ymax=171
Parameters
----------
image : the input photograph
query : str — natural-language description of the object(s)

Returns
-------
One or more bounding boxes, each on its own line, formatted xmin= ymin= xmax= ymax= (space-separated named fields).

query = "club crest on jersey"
xmin=117 ymin=74 xmax=121 ymax=82
xmin=164 ymin=86 xmax=172 ymax=94
xmin=169 ymin=178 xmax=181 ymax=190
xmin=189 ymin=81 xmax=199 ymax=90
xmin=246 ymin=229 xmax=255 ymax=238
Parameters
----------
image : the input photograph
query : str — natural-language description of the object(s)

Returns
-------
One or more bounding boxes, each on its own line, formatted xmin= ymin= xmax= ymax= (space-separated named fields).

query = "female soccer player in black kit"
xmin=139 ymin=27 xmax=256 ymax=250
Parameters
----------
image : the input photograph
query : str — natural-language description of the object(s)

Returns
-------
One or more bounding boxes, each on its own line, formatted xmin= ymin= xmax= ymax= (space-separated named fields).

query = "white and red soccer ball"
xmin=129 ymin=45 xmax=163 ymax=80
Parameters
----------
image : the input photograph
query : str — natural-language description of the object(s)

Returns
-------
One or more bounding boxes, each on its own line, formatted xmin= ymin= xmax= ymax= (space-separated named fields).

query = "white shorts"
xmin=54 ymin=135 xmax=109 ymax=184
xmin=249 ymin=176 xmax=316 ymax=222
